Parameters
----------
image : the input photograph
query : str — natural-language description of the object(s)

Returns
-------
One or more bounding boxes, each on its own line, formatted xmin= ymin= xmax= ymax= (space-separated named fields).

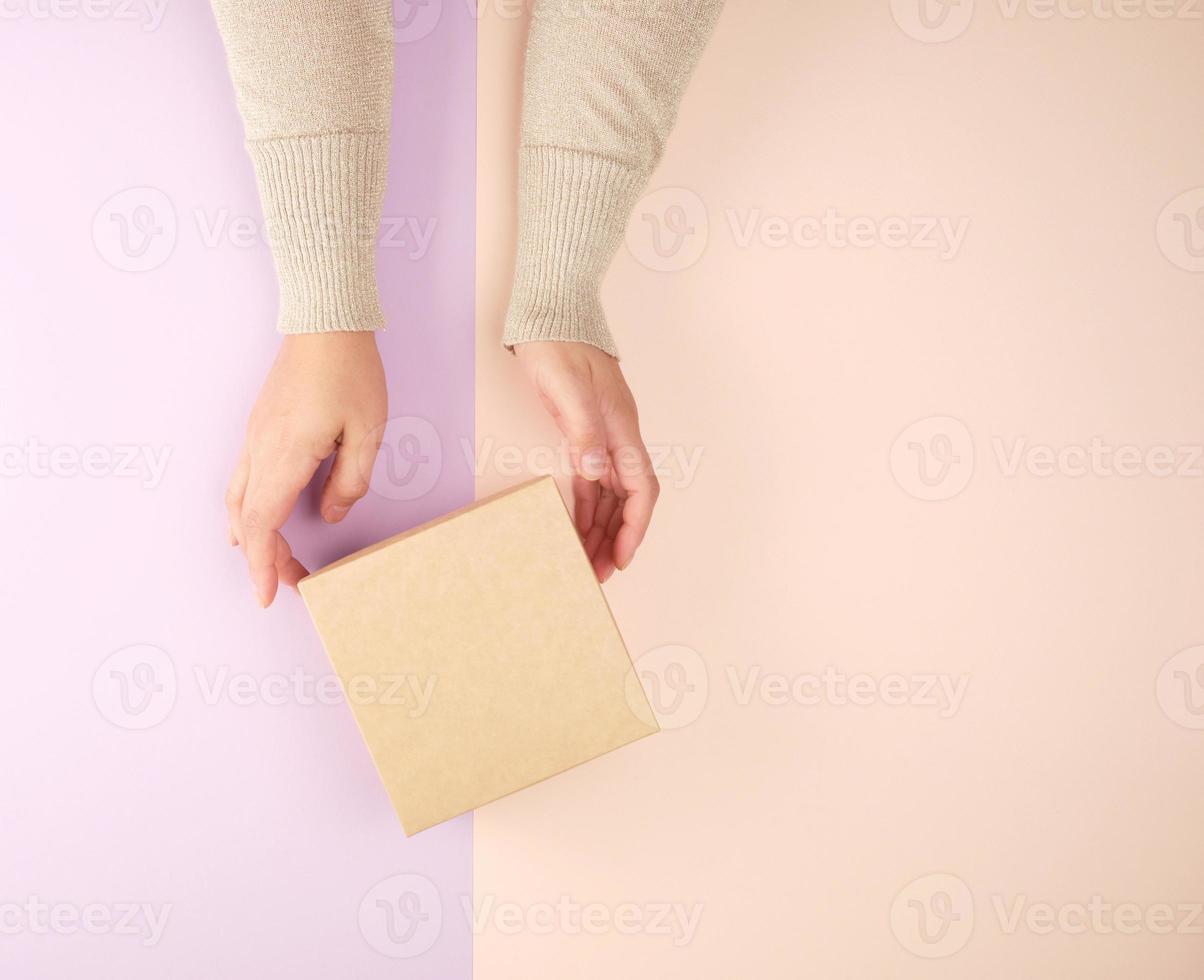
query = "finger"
xmin=606 ymin=496 xmax=625 ymax=541
xmin=320 ymin=428 xmax=377 ymax=523
xmin=572 ymin=474 xmax=598 ymax=537
xmin=597 ymin=484 xmax=626 ymax=582
xmin=225 ymin=449 xmax=251 ymax=546
xmin=591 ymin=534 xmax=617 ymax=583
xmin=607 ymin=421 xmax=660 ymax=571
xmin=584 ymin=522 xmax=607 ymax=562
xmin=275 ymin=535 xmax=309 ymax=591
xmin=279 ymin=558 xmax=309 ymax=590
xmin=242 ymin=448 xmax=322 ymax=607
xmin=587 ymin=479 xmax=622 ymax=560
xmin=540 ymin=372 xmax=609 ymax=481
xmin=592 ymin=499 xmax=622 ymax=583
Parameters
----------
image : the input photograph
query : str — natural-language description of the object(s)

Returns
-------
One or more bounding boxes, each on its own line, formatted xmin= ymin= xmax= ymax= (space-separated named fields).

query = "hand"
xmin=226 ymin=332 xmax=387 ymax=607
xmin=514 ymin=342 xmax=659 ymax=582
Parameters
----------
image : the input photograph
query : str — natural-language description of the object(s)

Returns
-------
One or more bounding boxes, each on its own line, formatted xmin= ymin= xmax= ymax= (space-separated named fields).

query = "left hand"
xmin=513 ymin=341 xmax=660 ymax=581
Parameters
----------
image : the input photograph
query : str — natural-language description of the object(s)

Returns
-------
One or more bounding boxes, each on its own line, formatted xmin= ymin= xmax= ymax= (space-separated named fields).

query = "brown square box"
xmin=298 ymin=476 xmax=659 ymax=834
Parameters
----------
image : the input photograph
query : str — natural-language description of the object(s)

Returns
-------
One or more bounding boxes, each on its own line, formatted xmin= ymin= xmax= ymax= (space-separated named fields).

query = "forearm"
xmin=210 ymin=0 xmax=394 ymax=334
xmin=504 ymin=0 xmax=724 ymax=356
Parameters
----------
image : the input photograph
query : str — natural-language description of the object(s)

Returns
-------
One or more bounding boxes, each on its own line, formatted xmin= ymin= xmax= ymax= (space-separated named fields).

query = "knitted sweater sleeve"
xmin=209 ymin=0 xmax=394 ymax=334
xmin=502 ymin=0 xmax=725 ymax=357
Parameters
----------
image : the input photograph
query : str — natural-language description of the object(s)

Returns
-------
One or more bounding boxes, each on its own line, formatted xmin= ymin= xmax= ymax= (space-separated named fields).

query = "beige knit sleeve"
xmin=502 ymin=0 xmax=724 ymax=357
xmin=209 ymin=0 xmax=393 ymax=334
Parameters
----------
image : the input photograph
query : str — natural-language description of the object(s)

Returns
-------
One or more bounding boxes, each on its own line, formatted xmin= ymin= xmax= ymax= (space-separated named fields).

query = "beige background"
xmin=476 ymin=1 xmax=1204 ymax=976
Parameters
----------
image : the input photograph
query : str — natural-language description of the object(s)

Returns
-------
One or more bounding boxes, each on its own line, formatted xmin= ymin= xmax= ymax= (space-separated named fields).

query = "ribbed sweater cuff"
xmin=248 ymin=132 xmax=388 ymax=334
xmin=503 ymin=146 xmax=646 ymax=358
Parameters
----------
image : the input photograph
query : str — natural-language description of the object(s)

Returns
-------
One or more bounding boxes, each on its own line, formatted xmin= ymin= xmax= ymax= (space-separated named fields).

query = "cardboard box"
xmin=299 ymin=476 xmax=659 ymax=834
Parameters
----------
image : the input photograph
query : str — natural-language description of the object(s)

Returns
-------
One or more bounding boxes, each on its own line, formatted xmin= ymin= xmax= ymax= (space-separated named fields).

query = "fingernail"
xmin=251 ymin=570 xmax=272 ymax=608
xmin=580 ymin=449 xmax=607 ymax=480
xmin=324 ymin=505 xmax=350 ymax=524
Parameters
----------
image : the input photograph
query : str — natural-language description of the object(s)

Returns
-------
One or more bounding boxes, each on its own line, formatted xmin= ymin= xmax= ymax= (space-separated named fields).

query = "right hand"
xmin=226 ymin=332 xmax=387 ymax=607
xmin=513 ymin=340 xmax=660 ymax=582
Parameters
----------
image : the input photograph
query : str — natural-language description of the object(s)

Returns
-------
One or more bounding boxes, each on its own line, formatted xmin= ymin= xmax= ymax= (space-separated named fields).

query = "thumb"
xmin=543 ymin=373 xmax=609 ymax=481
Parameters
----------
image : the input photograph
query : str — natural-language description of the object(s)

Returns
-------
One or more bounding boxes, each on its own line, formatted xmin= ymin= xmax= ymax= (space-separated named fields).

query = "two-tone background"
xmin=3 ymin=0 xmax=1204 ymax=976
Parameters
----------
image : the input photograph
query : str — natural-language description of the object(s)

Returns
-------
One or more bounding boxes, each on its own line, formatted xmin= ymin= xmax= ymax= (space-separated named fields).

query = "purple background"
xmin=0 ymin=1 xmax=475 ymax=976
